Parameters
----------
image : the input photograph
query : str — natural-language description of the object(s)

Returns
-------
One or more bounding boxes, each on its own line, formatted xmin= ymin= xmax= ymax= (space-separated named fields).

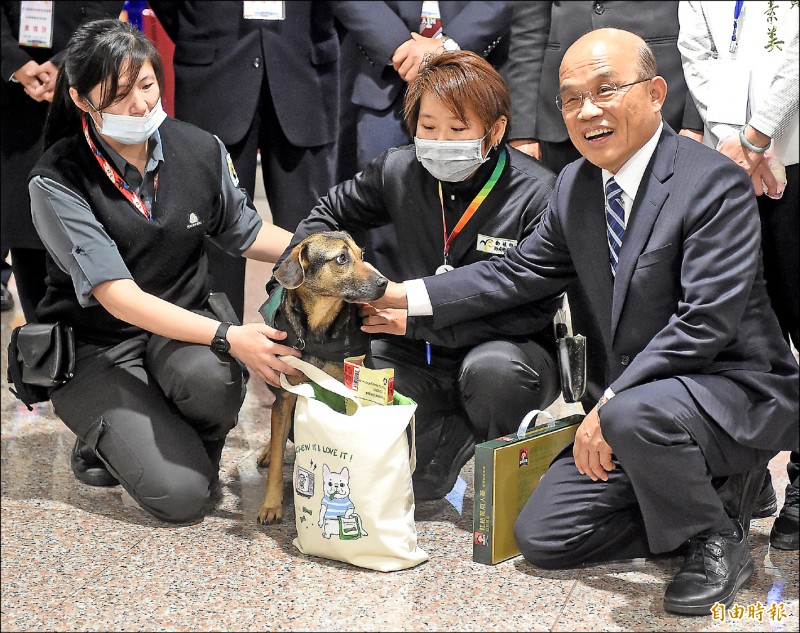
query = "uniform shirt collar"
xmin=601 ymin=121 xmax=663 ymax=203
xmin=92 ymin=128 xmax=164 ymax=177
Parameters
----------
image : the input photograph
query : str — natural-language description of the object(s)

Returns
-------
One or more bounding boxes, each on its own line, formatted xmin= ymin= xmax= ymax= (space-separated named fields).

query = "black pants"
xmin=514 ymin=378 xmax=773 ymax=568
xmin=370 ymin=338 xmax=560 ymax=470
xmin=9 ymin=247 xmax=48 ymax=323
xmin=759 ymin=163 xmax=799 ymax=348
xmin=50 ymin=332 xmax=246 ymax=523
xmin=209 ymin=76 xmax=339 ymax=322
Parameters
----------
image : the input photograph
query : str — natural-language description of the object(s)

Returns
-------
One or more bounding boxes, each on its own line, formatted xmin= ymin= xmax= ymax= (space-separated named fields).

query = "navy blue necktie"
xmin=605 ymin=177 xmax=626 ymax=277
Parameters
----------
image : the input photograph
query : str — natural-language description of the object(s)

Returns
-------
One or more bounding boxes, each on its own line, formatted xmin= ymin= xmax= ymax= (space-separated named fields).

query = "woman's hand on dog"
xmin=359 ymin=305 xmax=407 ymax=336
xmin=227 ymin=323 xmax=302 ymax=387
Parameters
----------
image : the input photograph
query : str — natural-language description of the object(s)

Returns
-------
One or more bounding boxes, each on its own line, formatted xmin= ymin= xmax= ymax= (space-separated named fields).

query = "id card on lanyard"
xmin=19 ymin=1 xmax=54 ymax=48
xmin=243 ymin=1 xmax=285 ymax=20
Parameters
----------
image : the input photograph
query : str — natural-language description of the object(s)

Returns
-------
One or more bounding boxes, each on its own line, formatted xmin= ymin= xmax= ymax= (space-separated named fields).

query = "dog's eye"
xmin=336 ymin=253 xmax=348 ymax=265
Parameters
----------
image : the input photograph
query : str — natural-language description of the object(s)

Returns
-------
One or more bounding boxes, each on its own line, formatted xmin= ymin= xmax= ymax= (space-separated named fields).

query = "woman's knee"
xmin=169 ymin=357 xmax=245 ymax=425
xmin=134 ymin=472 xmax=211 ymax=523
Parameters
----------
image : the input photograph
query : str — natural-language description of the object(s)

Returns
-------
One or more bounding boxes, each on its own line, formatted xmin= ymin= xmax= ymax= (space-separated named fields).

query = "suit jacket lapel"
xmin=610 ymin=127 xmax=677 ymax=337
xmin=571 ymin=163 xmax=614 ymax=333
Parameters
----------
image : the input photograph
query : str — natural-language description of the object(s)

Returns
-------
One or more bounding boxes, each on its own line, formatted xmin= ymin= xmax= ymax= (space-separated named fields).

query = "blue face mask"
xmin=414 ymin=134 xmax=490 ymax=182
xmin=85 ymin=98 xmax=167 ymax=145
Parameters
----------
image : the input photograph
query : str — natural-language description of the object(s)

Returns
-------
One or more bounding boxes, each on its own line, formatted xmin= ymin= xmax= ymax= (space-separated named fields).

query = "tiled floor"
xmin=2 ymin=190 xmax=798 ymax=631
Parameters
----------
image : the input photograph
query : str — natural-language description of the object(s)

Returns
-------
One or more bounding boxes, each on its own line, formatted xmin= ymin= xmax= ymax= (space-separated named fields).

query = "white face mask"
xmin=86 ymin=98 xmax=167 ymax=145
xmin=414 ymin=134 xmax=490 ymax=182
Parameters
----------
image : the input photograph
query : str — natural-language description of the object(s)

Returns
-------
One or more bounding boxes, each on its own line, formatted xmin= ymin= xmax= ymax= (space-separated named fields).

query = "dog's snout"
xmin=376 ymin=276 xmax=388 ymax=288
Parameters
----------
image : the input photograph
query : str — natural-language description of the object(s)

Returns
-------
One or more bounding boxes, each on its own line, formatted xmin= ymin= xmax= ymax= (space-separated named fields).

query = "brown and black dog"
xmin=256 ymin=231 xmax=387 ymax=524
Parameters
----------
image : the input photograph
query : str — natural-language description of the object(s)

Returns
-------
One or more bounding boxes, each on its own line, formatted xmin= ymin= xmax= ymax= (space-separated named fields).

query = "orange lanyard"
xmin=82 ymin=115 xmax=156 ymax=221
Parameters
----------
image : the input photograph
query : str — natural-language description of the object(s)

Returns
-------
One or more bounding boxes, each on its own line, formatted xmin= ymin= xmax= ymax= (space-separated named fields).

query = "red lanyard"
xmin=81 ymin=115 xmax=156 ymax=221
xmin=437 ymin=149 xmax=506 ymax=266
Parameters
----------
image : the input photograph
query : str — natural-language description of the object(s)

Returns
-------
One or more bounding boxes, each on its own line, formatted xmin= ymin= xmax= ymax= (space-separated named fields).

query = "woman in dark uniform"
xmin=28 ymin=19 xmax=301 ymax=523
xmin=278 ymin=51 xmax=562 ymax=501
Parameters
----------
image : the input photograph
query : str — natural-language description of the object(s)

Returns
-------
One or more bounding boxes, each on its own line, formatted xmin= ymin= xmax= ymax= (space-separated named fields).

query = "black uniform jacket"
xmin=278 ymin=143 xmax=562 ymax=351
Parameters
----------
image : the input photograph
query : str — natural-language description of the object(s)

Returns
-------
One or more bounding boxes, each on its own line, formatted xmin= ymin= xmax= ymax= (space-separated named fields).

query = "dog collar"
xmin=259 ymin=286 xmax=370 ymax=362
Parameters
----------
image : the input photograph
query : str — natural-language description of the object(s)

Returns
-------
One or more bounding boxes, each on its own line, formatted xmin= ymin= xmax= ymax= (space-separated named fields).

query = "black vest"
xmin=32 ymin=118 xmax=222 ymax=345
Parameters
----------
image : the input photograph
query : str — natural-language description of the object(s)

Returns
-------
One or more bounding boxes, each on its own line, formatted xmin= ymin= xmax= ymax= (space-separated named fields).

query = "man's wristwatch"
xmin=597 ymin=395 xmax=609 ymax=410
xmin=211 ymin=322 xmax=233 ymax=354
xmin=440 ymin=35 xmax=460 ymax=52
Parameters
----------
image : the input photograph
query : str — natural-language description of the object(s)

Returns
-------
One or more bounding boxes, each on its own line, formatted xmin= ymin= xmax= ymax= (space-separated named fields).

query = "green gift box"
xmin=473 ymin=413 xmax=582 ymax=565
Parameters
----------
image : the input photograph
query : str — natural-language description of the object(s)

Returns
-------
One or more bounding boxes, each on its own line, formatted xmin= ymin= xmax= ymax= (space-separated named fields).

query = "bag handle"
xmin=516 ymin=409 xmax=555 ymax=438
xmin=278 ymin=356 xmax=362 ymax=411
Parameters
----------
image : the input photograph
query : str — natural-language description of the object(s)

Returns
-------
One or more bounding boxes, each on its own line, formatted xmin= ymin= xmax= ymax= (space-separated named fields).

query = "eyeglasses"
xmin=555 ymin=78 xmax=653 ymax=113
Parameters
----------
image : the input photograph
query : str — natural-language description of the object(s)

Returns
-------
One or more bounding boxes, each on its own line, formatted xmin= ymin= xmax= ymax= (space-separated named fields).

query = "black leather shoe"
xmin=71 ymin=438 xmax=119 ymax=487
xmin=718 ymin=469 xmax=778 ymax=519
xmin=663 ymin=520 xmax=753 ymax=615
xmin=413 ymin=419 xmax=475 ymax=502
xmin=770 ymin=482 xmax=799 ymax=550
xmin=715 ymin=465 xmax=768 ymax=534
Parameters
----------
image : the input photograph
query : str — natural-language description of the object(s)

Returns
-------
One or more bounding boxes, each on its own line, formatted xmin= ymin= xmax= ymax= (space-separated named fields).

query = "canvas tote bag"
xmin=279 ymin=356 xmax=429 ymax=571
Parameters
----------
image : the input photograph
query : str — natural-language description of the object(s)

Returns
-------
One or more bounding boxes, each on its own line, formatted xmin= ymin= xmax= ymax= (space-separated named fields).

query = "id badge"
xmin=705 ymin=60 xmax=749 ymax=126
xmin=19 ymin=1 xmax=54 ymax=48
xmin=243 ymin=1 xmax=285 ymax=20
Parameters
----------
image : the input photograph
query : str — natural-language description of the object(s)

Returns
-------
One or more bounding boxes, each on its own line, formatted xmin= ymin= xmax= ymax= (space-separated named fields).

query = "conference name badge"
xmin=476 ymin=234 xmax=517 ymax=255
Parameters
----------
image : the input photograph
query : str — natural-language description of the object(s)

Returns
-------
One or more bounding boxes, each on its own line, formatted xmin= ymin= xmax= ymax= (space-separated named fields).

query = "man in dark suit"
xmin=148 ymin=1 xmax=342 ymax=321
xmin=1 ymin=1 xmax=124 ymax=321
xmin=371 ymin=28 xmax=799 ymax=616
xmin=505 ymin=0 xmax=707 ymax=425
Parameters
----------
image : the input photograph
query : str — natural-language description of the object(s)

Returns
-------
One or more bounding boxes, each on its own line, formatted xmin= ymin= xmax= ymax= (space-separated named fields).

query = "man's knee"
xmin=599 ymin=388 xmax=683 ymax=451
xmin=513 ymin=515 xmax=575 ymax=570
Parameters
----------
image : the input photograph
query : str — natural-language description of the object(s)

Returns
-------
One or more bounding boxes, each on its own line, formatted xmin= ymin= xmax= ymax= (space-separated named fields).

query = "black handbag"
xmin=6 ymin=322 xmax=75 ymax=410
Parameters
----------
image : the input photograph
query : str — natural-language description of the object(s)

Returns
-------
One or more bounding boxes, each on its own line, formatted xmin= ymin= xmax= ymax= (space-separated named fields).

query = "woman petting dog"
xmin=276 ymin=51 xmax=561 ymax=501
xmin=25 ymin=19 xmax=301 ymax=523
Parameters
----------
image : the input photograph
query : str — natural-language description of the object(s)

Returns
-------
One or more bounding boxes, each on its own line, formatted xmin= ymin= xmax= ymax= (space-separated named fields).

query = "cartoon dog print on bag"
xmin=318 ymin=464 xmax=368 ymax=540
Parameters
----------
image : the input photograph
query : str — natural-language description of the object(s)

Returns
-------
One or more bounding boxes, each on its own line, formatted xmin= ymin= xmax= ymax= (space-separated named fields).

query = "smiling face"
xmin=559 ymin=29 xmax=667 ymax=173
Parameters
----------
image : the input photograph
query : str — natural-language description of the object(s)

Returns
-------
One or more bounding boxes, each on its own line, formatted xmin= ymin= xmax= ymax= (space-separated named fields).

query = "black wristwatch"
xmin=211 ymin=322 xmax=233 ymax=354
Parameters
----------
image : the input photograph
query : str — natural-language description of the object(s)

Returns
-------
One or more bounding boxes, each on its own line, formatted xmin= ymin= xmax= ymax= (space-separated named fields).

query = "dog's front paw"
xmin=257 ymin=502 xmax=283 ymax=524
xmin=256 ymin=441 xmax=272 ymax=468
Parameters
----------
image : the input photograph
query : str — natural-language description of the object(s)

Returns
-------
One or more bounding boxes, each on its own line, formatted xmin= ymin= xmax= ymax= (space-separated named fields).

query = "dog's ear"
xmin=322 ymin=463 xmax=330 ymax=480
xmin=274 ymin=244 xmax=306 ymax=289
xmin=340 ymin=467 xmax=349 ymax=483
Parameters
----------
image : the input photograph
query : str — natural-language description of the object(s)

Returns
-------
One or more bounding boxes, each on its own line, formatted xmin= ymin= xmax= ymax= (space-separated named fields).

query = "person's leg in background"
xmin=758 ymin=163 xmax=799 ymax=551
xmin=8 ymin=247 xmax=47 ymax=322
xmin=257 ymin=80 xmax=339 ymax=233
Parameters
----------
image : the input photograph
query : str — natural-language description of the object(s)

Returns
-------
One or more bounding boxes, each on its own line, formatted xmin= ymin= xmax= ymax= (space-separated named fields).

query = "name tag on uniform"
xmin=243 ymin=1 xmax=285 ymax=20
xmin=476 ymin=234 xmax=517 ymax=255
xmin=19 ymin=1 xmax=54 ymax=48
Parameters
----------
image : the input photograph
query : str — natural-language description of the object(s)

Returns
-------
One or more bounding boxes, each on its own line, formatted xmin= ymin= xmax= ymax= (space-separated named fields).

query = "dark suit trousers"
xmin=208 ymin=78 xmax=339 ymax=321
xmin=50 ymin=331 xmax=245 ymax=523
xmin=514 ymin=378 xmax=773 ymax=569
